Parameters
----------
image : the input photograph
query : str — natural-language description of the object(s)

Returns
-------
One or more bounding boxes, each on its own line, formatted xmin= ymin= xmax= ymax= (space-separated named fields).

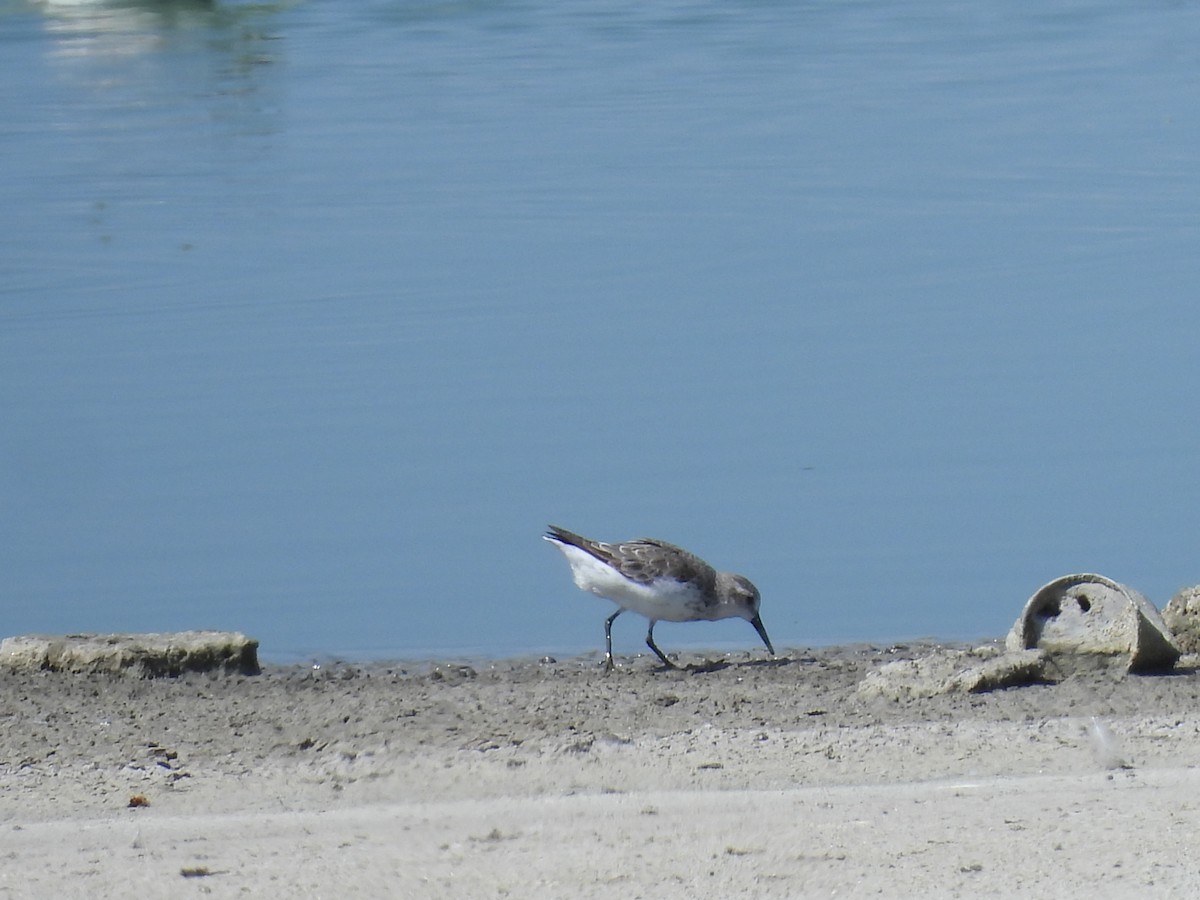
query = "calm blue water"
xmin=3 ymin=0 xmax=1199 ymax=661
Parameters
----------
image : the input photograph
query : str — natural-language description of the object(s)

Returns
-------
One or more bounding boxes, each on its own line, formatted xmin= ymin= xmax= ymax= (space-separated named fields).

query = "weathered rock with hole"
xmin=1162 ymin=586 xmax=1200 ymax=655
xmin=1005 ymin=574 xmax=1180 ymax=673
xmin=0 ymin=631 xmax=260 ymax=677
xmin=856 ymin=646 xmax=1047 ymax=700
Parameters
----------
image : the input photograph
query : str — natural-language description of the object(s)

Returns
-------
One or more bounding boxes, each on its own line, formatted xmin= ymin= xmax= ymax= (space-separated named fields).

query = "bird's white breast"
xmin=551 ymin=542 xmax=701 ymax=622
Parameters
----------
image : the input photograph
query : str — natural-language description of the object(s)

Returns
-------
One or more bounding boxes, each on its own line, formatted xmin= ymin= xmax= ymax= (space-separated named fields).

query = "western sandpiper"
xmin=543 ymin=525 xmax=774 ymax=670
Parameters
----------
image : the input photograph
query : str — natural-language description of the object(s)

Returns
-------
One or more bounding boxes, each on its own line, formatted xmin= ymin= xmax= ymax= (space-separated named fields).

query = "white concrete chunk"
xmin=0 ymin=631 xmax=260 ymax=677
xmin=1005 ymin=574 xmax=1179 ymax=673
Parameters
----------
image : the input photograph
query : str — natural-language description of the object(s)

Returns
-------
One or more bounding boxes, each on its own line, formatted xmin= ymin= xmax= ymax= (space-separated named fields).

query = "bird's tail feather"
xmin=545 ymin=524 xmax=592 ymax=549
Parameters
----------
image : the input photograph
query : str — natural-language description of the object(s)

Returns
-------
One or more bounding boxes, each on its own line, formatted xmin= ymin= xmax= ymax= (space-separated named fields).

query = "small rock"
xmin=1162 ymin=586 xmax=1200 ymax=655
xmin=857 ymin=647 xmax=1046 ymax=700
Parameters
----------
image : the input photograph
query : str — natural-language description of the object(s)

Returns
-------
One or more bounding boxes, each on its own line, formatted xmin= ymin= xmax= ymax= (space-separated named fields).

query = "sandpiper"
xmin=543 ymin=525 xmax=774 ymax=670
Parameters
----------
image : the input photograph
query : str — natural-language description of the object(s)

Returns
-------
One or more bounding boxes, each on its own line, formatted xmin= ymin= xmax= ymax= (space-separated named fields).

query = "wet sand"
xmin=3 ymin=642 xmax=1200 ymax=897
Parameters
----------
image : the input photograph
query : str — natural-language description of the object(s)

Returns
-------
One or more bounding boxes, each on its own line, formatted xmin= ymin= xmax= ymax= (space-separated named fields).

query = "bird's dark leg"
xmin=645 ymin=621 xmax=678 ymax=669
xmin=603 ymin=608 xmax=623 ymax=671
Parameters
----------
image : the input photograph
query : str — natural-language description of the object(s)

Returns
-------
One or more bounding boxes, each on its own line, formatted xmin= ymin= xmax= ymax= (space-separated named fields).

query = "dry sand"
xmin=3 ymin=642 xmax=1200 ymax=898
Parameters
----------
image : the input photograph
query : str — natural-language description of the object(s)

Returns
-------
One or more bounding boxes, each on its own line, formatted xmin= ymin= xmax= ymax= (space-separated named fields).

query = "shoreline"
xmin=252 ymin=633 xmax=996 ymax=665
xmin=3 ymin=641 xmax=1200 ymax=896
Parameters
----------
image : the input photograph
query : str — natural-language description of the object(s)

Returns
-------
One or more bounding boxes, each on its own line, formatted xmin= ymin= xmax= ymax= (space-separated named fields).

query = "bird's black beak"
xmin=750 ymin=614 xmax=774 ymax=656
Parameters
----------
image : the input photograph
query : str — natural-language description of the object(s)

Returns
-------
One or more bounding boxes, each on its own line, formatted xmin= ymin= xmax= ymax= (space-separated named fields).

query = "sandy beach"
xmin=3 ymin=642 xmax=1200 ymax=898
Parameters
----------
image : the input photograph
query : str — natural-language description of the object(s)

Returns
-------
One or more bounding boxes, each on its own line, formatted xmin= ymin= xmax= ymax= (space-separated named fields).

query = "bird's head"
xmin=724 ymin=573 xmax=774 ymax=657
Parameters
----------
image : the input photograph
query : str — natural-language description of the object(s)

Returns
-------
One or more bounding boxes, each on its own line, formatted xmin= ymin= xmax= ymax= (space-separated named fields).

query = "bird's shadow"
xmin=679 ymin=660 xmax=731 ymax=674
xmin=673 ymin=655 xmax=797 ymax=675
xmin=743 ymin=655 xmax=799 ymax=669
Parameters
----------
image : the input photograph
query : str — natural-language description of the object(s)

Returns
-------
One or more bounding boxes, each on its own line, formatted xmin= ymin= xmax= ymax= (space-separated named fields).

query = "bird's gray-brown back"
xmin=545 ymin=526 xmax=717 ymax=594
